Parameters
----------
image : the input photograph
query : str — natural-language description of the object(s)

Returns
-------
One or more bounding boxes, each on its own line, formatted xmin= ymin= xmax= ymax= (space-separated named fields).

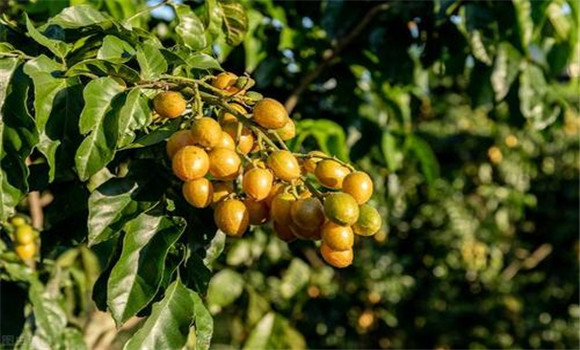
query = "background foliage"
xmin=1 ymin=0 xmax=578 ymax=349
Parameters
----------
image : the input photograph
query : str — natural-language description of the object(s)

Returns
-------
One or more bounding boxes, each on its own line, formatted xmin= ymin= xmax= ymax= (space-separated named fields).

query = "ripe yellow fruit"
xmin=289 ymin=221 xmax=321 ymax=240
xmin=252 ymin=98 xmax=289 ymax=129
xmin=215 ymin=131 xmax=236 ymax=150
xmin=290 ymin=197 xmax=325 ymax=230
xmin=15 ymin=243 xmax=36 ymax=261
xmin=273 ymin=120 xmax=296 ymax=141
xmin=320 ymin=243 xmax=353 ymax=268
xmin=166 ymin=130 xmax=196 ymax=158
xmin=222 ymin=121 xmax=254 ymax=155
xmin=321 ymin=221 xmax=354 ymax=251
xmin=14 ymin=225 xmax=35 ymax=245
xmin=214 ymin=199 xmax=249 ymax=237
xmin=182 ymin=178 xmax=213 ymax=208
xmin=212 ymin=72 xmax=238 ymax=90
xmin=244 ymin=198 xmax=269 ymax=225
xmin=267 ymin=150 xmax=301 ymax=181
xmin=270 ymin=193 xmax=296 ymax=225
xmin=353 ymin=204 xmax=382 ymax=236
xmin=208 ymin=148 xmax=241 ymax=180
xmin=265 ymin=182 xmax=285 ymax=207
xmin=242 ymin=168 xmax=273 ymax=201
xmin=153 ymin=91 xmax=186 ymax=119
xmin=191 ymin=117 xmax=222 ymax=148
xmin=342 ymin=171 xmax=373 ymax=204
xmin=273 ymin=221 xmax=296 ymax=242
xmin=10 ymin=216 xmax=27 ymax=227
xmin=219 ymin=103 xmax=246 ymax=125
xmin=303 ymin=151 xmax=326 ymax=173
xmin=212 ymin=181 xmax=234 ymax=204
xmin=172 ymin=146 xmax=209 ymax=181
xmin=324 ymin=192 xmax=360 ymax=226
xmin=315 ymin=160 xmax=350 ymax=189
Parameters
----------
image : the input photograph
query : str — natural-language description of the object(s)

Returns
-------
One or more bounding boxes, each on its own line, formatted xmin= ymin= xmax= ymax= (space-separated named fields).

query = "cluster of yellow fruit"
xmin=154 ymin=72 xmax=382 ymax=268
xmin=9 ymin=217 xmax=38 ymax=262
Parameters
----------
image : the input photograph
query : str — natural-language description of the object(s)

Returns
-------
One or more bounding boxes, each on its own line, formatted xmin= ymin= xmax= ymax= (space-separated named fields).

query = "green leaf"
xmin=190 ymin=291 xmax=213 ymax=350
xmin=468 ymin=30 xmax=493 ymax=66
xmin=203 ymin=230 xmax=226 ymax=268
xmin=24 ymin=55 xmax=82 ymax=181
xmin=490 ymin=42 xmax=522 ymax=101
xmin=219 ymin=1 xmax=249 ymax=46
xmin=187 ymin=53 xmax=222 ymax=71
xmin=28 ymin=279 xmax=67 ymax=347
xmin=406 ymin=134 xmax=440 ymax=185
xmin=107 ymin=211 xmax=186 ymax=324
xmin=67 ymin=59 xmax=141 ymax=83
xmin=25 ymin=14 xmax=70 ymax=59
xmin=519 ymin=62 xmax=560 ymax=129
xmin=203 ymin=0 xmax=224 ymax=39
xmin=175 ymin=5 xmax=207 ymax=51
xmin=207 ymin=269 xmax=244 ymax=310
xmin=136 ymin=43 xmax=168 ymax=80
xmin=243 ymin=312 xmax=306 ymax=350
xmin=381 ymin=131 xmax=403 ymax=172
xmin=87 ymin=168 xmax=165 ymax=246
xmin=513 ymin=0 xmax=533 ymax=53
xmin=243 ymin=9 xmax=267 ymax=72
xmin=124 ymin=279 xmax=194 ymax=350
xmin=293 ymin=119 xmax=349 ymax=161
xmin=48 ymin=5 xmax=111 ymax=28
xmin=75 ymin=77 xmax=125 ymax=181
xmin=121 ymin=118 xmax=180 ymax=150
xmin=279 ymin=259 xmax=310 ymax=299
xmin=97 ymin=35 xmax=136 ymax=63
xmin=184 ymin=252 xmax=211 ymax=295
xmin=117 ymin=88 xmax=151 ymax=148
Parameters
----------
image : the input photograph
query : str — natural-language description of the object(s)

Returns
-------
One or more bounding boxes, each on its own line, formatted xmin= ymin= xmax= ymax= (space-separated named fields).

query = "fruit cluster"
xmin=9 ymin=217 xmax=38 ymax=262
xmin=156 ymin=72 xmax=382 ymax=268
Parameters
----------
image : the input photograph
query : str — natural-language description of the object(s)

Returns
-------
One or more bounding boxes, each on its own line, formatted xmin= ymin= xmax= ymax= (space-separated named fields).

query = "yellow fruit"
xmin=212 ymin=72 xmax=238 ymax=90
xmin=303 ymin=151 xmax=326 ymax=173
xmin=290 ymin=197 xmax=325 ymax=230
xmin=14 ymin=225 xmax=35 ymax=245
xmin=315 ymin=160 xmax=350 ymax=189
xmin=244 ymin=198 xmax=269 ymax=225
xmin=265 ymin=182 xmax=285 ymax=207
xmin=208 ymin=148 xmax=241 ymax=180
xmin=321 ymin=221 xmax=354 ymax=251
xmin=270 ymin=193 xmax=295 ymax=225
xmin=219 ymin=103 xmax=246 ymax=125
xmin=252 ymin=98 xmax=289 ymax=129
xmin=212 ymin=181 xmax=234 ymax=204
xmin=324 ymin=193 xmax=359 ymax=226
xmin=242 ymin=168 xmax=273 ymax=201
xmin=222 ymin=121 xmax=254 ymax=155
xmin=191 ymin=117 xmax=222 ymax=148
xmin=342 ymin=171 xmax=373 ymax=204
xmin=289 ymin=221 xmax=321 ymax=240
xmin=182 ymin=178 xmax=213 ymax=208
xmin=215 ymin=131 xmax=236 ymax=150
xmin=15 ymin=243 xmax=36 ymax=261
xmin=353 ymin=204 xmax=382 ymax=236
xmin=320 ymin=243 xmax=353 ymax=268
xmin=172 ymin=146 xmax=210 ymax=181
xmin=10 ymin=216 xmax=27 ymax=227
xmin=273 ymin=120 xmax=296 ymax=141
xmin=267 ymin=150 xmax=301 ymax=181
xmin=273 ymin=221 xmax=296 ymax=242
xmin=214 ymin=199 xmax=249 ymax=237
xmin=166 ymin=130 xmax=196 ymax=158
xmin=153 ymin=91 xmax=186 ymax=119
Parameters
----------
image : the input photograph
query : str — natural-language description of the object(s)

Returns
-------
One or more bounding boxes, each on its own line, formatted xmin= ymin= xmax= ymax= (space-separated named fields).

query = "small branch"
xmin=284 ymin=2 xmax=389 ymax=113
xmin=28 ymin=191 xmax=43 ymax=230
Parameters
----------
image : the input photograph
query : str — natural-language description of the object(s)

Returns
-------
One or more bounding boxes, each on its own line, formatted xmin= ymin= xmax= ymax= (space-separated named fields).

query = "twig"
xmin=28 ymin=191 xmax=43 ymax=230
xmin=284 ymin=2 xmax=389 ymax=113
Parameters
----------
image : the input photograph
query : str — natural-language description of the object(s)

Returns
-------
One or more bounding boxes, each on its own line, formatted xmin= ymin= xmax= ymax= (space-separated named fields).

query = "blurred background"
xmin=3 ymin=0 xmax=579 ymax=349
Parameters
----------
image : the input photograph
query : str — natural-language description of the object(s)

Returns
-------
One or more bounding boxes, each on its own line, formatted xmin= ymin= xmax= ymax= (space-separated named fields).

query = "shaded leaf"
xmin=381 ymin=131 xmax=403 ymax=172
xmin=97 ymin=35 xmax=136 ymax=63
xmin=121 ymin=118 xmax=180 ymax=150
xmin=25 ymin=14 xmax=70 ymax=59
xmin=67 ymin=59 xmax=141 ymax=83
xmin=491 ymin=42 xmax=522 ymax=101
xmin=190 ymin=291 xmax=213 ymax=350
xmin=243 ymin=312 xmax=306 ymax=350
xmin=406 ymin=134 xmax=440 ymax=185
xmin=117 ymin=88 xmax=152 ymax=148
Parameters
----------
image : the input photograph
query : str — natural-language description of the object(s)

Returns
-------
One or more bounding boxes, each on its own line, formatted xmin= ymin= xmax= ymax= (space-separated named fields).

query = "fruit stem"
xmin=192 ymin=83 xmax=203 ymax=119
xmin=269 ymin=130 xmax=290 ymax=151
xmin=303 ymin=178 xmax=325 ymax=201
xmin=294 ymin=153 xmax=355 ymax=171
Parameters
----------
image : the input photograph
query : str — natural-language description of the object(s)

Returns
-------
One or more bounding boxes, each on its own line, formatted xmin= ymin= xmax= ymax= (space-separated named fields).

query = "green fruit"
xmin=353 ymin=204 xmax=382 ymax=236
xmin=324 ymin=192 xmax=359 ymax=226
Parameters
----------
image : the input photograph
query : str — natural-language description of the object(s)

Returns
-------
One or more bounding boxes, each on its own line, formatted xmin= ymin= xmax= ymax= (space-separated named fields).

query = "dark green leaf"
xmin=122 ymin=118 xmax=180 ymax=150
xmin=381 ymin=131 xmax=403 ymax=172
xmin=407 ymin=134 xmax=440 ymax=185
xmin=124 ymin=279 xmax=194 ymax=350
xmin=117 ymin=88 xmax=152 ymax=148
xmin=107 ymin=211 xmax=186 ymax=324
xmin=190 ymin=291 xmax=213 ymax=350
xmin=97 ymin=35 xmax=136 ymax=63
xmin=25 ymin=14 xmax=70 ymax=59
xmin=75 ymin=77 xmax=125 ymax=181
xmin=67 ymin=59 xmax=141 ymax=83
